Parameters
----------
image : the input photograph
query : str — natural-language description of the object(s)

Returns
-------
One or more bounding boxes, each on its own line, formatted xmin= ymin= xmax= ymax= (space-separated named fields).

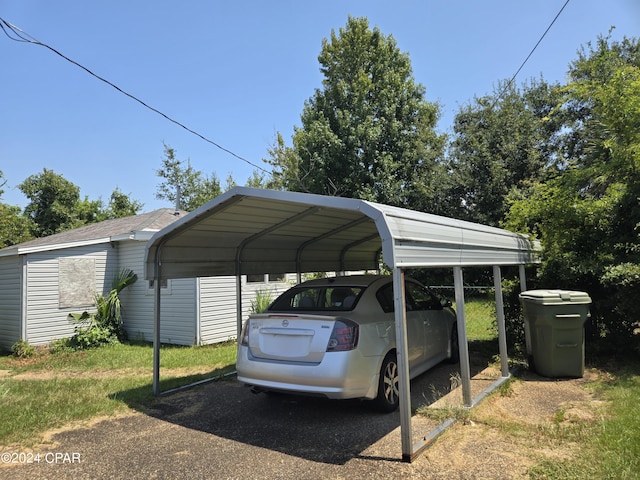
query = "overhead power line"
xmin=495 ymin=0 xmax=571 ymax=102
xmin=0 ymin=18 xmax=268 ymax=174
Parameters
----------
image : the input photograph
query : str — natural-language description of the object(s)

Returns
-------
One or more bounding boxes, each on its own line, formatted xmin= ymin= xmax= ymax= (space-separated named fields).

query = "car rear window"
xmin=269 ymin=286 xmax=364 ymax=312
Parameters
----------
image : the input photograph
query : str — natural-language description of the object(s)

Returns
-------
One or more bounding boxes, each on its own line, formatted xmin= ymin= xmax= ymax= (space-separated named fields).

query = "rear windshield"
xmin=269 ymin=286 xmax=364 ymax=312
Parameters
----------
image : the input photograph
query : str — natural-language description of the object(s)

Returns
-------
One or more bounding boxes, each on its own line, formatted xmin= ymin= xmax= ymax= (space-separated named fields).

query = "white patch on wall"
xmin=59 ymin=257 xmax=96 ymax=308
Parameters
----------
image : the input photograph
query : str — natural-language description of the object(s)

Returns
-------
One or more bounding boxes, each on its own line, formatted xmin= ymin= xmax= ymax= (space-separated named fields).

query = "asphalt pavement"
xmin=2 ymin=362 xmax=471 ymax=480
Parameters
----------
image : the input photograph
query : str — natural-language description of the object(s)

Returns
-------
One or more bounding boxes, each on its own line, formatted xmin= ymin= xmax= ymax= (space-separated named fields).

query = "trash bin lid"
xmin=519 ymin=289 xmax=592 ymax=305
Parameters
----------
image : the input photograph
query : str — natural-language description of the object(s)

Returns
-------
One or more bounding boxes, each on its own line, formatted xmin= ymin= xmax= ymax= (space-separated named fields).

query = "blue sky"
xmin=1 ymin=1 xmax=638 ymax=213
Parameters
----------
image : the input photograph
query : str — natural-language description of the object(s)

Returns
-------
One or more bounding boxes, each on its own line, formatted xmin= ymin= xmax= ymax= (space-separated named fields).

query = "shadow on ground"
xmin=114 ymin=341 xmax=497 ymax=465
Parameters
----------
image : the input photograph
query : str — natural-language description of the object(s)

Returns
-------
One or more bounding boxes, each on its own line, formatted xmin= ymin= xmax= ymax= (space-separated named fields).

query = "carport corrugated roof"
xmin=144 ymin=186 xmax=538 ymax=463
xmin=145 ymin=187 xmax=536 ymax=280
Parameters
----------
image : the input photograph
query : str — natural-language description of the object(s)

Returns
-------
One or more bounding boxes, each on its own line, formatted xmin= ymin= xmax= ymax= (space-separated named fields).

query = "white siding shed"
xmin=24 ymin=244 xmax=119 ymax=345
xmin=0 ymin=208 xmax=283 ymax=349
xmin=0 ymin=255 xmax=22 ymax=349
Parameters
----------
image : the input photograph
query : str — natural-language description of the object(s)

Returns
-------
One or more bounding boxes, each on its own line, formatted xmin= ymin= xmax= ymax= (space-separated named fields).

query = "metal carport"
xmin=145 ymin=186 xmax=538 ymax=462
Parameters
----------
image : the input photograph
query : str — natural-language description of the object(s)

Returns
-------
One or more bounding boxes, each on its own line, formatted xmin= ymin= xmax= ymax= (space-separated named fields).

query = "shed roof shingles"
xmin=0 ymin=209 xmax=186 ymax=255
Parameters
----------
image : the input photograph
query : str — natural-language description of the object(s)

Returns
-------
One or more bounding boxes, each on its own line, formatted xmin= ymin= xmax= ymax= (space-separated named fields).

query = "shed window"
xmin=59 ymin=257 xmax=95 ymax=308
xmin=146 ymin=278 xmax=171 ymax=296
xmin=149 ymin=279 xmax=169 ymax=289
xmin=247 ymin=273 xmax=286 ymax=283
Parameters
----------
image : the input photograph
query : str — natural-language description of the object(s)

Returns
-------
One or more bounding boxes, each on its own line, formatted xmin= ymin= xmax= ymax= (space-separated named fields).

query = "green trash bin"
xmin=519 ymin=290 xmax=591 ymax=378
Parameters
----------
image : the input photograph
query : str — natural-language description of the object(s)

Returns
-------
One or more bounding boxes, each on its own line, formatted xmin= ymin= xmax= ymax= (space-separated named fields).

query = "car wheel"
xmin=375 ymin=352 xmax=399 ymax=413
xmin=446 ymin=324 xmax=460 ymax=364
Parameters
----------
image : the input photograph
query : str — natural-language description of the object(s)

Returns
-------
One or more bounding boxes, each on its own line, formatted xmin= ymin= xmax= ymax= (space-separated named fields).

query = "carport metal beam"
xmin=152 ymin=247 xmax=162 ymax=397
xmin=407 ymin=263 xmax=520 ymax=462
xmin=393 ymin=268 xmax=413 ymax=461
xmin=233 ymin=206 xmax=322 ymax=340
xmin=339 ymin=233 xmax=381 ymax=273
xmin=494 ymin=266 xmax=509 ymax=377
xmin=295 ymin=216 xmax=371 ymax=281
xmin=395 ymin=265 xmax=476 ymax=460
xmin=454 ymin=266 xmax=473 ymax=407
xmin=399 ymin=264 xmax=520 ymax=461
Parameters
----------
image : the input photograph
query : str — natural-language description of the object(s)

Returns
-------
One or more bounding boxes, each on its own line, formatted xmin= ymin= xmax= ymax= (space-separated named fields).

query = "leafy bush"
xmin=72 ymin=326 xmax=118 ymax=350
xmin=11 ymin=340 xmax=36 ymax=358
xmin=68 ymin=268 xmax=137 ymax=350
xmin=596 ymin=263 xmax=640 ymax=356
xmin=502 ymin=277 xmax=528 ymax=357
xmin=251 ymin=289 xmax=274 ymax=314
xmin=48 ymin=337 xmax=75 ymax=354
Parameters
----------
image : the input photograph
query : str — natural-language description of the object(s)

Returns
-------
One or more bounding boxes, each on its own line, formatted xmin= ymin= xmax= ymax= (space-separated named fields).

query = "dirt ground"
xmin=1 ymin=364 xmax=603 ymax=479
xmin=417 ymin=368 xmax=602 ymax=479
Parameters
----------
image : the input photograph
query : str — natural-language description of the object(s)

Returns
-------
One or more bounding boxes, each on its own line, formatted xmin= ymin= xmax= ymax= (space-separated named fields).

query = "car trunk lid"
xmin=246 ymin=313 xmax=339 ymax=363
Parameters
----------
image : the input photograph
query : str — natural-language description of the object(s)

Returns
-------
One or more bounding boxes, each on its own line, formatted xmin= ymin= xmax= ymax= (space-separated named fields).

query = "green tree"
xmin=0 ymin=170 xmax=6 ymax=198
xmin=18 ymin=168 xmax=84 ymax=237
xmin=2 ymin=170 xmax=143 ymax=243
xmin=155 ymin=144 xmax=222 ymax=211
xmin=506 ymin=34 xmax=640 ymax=353
xmin=245 ymin=170 xmax=268 ymax=188
xmin=0 ymin=170 xmax=32 ymax=247
xmin=76 ymin=196 xmax=103 ymax=225
xmin=263 ymin=132 xmax=303 ymax=191
xmin=0 ymin=203 xmax=33 ymax=248
xmin=446 ymin=80 xmax=559 ymax=226
xmin=97 ymin=188 xmax=144 ymax=221
xmin=268 ymin=17 xmax=446 ymax=210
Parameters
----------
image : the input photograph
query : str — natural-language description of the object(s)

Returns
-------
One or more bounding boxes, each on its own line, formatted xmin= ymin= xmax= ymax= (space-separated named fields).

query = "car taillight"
xmin=326 ymin=319 xmax=359 ymax=352
xmin=240 ymin=320 xmax=250 ymax=346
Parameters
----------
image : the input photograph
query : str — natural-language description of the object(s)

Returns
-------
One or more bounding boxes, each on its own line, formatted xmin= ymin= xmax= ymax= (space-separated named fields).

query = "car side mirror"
xmin=441 ymin=298 xmax=452 ymax=308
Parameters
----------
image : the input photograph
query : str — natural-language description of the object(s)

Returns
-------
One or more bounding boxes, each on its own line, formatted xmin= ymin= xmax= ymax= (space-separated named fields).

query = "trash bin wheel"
xmin=527 ymin=354 xmax=536 ymax=372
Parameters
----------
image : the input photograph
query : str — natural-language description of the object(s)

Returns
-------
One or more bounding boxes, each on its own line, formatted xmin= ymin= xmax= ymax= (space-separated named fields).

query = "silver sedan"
xmin=237 ymin=275 xmax=459 ymax=412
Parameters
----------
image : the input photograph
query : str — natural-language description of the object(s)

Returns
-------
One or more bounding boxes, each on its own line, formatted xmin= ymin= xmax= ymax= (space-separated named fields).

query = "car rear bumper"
xmin=236 ymin=346 xmax=380 ymax=400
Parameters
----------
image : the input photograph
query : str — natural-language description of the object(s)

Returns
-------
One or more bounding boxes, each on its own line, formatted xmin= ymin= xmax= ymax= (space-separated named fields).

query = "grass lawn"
xmin=463 ymin=297 xmax=499 ymax=341
xmin=0 ymin=341 xmax=236 ymax=447
xmin=528 ymin=364 xmax=640 ymax=478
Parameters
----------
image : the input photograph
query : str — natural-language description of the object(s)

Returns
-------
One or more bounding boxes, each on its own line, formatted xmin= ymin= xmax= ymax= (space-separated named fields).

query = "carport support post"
xmin=453 ymin=266 xmax=472 ymax=407
xmin=152 ymin=261 xmax=162 ymax=396
xmin=392 ymin=267 xmax=413 ymax=461
xmin=493 ymin=266 xmax=509 ymax=377
xmin=236 ymin=275 xmax=243 ymax=342
xmin=519 ymin=264 xmax=527 ymax=292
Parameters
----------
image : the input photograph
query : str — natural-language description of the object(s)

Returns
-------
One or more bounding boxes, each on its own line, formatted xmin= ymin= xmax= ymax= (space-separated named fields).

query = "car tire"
xmin=446 ymin=324 xmax=460 ymax=364
xmin=374 ymin=352 xmax=399 ymax=413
